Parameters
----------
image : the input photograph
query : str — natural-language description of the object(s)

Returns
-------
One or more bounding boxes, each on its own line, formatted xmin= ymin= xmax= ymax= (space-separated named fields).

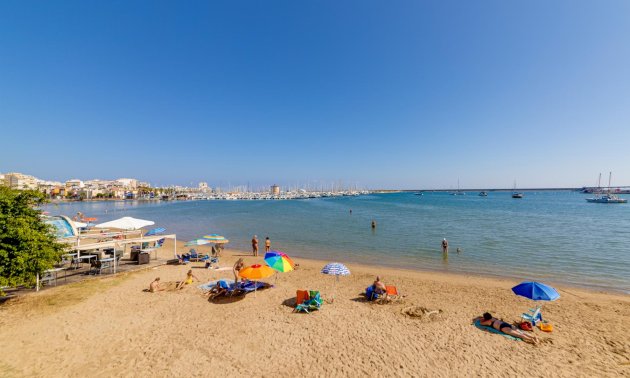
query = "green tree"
xmin=0 ymin=187 xmax=65 ymax=289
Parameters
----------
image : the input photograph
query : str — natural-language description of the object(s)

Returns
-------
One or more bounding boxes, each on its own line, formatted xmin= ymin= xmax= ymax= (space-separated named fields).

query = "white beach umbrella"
xmin=95 ymin=217 xmax=155 ymax=230
xmin=95 ymin=217 xmax=155 ymax=272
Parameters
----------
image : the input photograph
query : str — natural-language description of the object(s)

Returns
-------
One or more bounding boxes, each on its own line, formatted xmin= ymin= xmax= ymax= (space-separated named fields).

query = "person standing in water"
xmin=251 ymin=235 xmax=259 ymax=256
xmin=265 ymin=236 xmax=271 ymax=252
xmin=442 ymin=238 xmax=449 ymax=254
xmin=371 ymin=220 xmax=376 ymax=229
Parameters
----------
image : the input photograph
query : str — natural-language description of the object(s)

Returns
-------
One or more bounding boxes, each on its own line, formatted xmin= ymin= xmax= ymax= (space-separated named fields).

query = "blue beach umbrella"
xmin=145 ymin=227 xmax=166 ymax=236
xmin=321 ymin=263 xmax=350 ymax=303
xmin=512 ymin=281 xmax=560 ymax=301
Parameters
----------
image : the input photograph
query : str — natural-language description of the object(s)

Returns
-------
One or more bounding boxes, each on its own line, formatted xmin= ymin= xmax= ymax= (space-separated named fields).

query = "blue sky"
xmin=1 ymin=1 xmax=629 ymax=189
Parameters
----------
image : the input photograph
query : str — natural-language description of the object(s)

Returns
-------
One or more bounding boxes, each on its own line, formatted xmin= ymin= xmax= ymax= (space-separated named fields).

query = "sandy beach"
xmin=0 ymin=240 xmax=628 ymax=377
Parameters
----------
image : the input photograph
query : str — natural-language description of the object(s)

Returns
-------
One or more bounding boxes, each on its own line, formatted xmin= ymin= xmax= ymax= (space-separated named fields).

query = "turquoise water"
xmin=44 ymin=192 xmax=630 ymax=293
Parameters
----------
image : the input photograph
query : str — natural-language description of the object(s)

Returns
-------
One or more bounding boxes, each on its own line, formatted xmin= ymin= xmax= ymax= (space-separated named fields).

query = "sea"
xmin=43 ymin=191 xmax=630 ymax=293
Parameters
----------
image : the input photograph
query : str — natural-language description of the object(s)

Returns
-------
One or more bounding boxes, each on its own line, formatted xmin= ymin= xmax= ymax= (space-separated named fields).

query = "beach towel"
xmin=198 ymin=279 xmax=235 ymax=291
xmin=473 ymin=320 xmax=521 ymax=341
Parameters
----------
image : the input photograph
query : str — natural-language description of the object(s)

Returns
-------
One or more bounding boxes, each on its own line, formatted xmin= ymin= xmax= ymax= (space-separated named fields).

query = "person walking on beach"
xmin=252 ymin=235 xmax=259 ymax=256
xmin=265 ymin=237 xmax=271 ymax=252
xmin=442 ymin=238 xmax=449 ymax=254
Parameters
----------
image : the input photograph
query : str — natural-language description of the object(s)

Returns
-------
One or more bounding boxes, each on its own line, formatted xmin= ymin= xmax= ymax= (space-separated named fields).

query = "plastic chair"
xmin=521 ymin=305 xmax=543 ymax=326
xmin=295 ymin=291 xmax=322 ymax=313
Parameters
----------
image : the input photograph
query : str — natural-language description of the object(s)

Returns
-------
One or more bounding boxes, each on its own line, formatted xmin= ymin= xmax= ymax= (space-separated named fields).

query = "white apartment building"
xmin=3 ymin=172 xmax=39 ymax=190
xmin=116 ymin=178 xmax=138 ymax=189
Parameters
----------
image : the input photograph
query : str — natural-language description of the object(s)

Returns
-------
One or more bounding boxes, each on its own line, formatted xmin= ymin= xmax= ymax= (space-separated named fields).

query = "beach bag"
xmin=519 ymin=321 xmax=533 ymax=331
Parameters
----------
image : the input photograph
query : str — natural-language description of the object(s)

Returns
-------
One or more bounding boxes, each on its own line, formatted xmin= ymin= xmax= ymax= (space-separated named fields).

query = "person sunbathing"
xmin=176 ymin=270 xmax=200 ymax=290
xmin=474 ymin=312 xmax=539 ymax=344
xmin=149 ymin=277 xmax=165 ymax=292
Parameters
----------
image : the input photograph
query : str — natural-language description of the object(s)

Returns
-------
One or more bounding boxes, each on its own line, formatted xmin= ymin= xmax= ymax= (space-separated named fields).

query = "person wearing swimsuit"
xmin=474 ymin=312 xmax=538 ymax=344
xmin=176 ymin=269 xmax=199 ymax=290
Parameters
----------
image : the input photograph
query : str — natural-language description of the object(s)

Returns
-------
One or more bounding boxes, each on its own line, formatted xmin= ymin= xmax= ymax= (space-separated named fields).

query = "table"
xmin=72 ymin=254 xmax=96 ymax=270
xmin=96 ymin=257 xmax=114 ymax=275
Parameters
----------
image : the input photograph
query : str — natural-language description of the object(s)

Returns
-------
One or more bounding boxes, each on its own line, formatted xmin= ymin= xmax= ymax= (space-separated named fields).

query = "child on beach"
xmin=176 ymin=270 xmax=200 ymax=290
xmin=265 ymin=237 xmax=271 ymax=252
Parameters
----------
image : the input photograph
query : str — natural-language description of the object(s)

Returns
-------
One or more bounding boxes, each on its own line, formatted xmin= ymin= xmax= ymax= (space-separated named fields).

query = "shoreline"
xmin=225 ymin=246 xmax=629 ymax=298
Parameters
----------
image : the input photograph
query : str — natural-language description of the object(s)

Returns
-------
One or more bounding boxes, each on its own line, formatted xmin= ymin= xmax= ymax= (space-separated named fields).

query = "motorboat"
xmin=479 ymin=191 xmax=488 ymax=197
xmin=586 ymin=195 xmax=627 ymax=204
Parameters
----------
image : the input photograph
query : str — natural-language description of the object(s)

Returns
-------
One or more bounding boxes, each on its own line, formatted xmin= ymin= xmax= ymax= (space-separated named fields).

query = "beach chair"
xmin=187 ymin=249 xmax=209 ymax=262
xmin=176 ymin=254 xmax=190 ymax=264
xmin=521 ymin=305 xmax=543 ymax=326
xmin=204 ymin=257 xmax=219 ymax=268
xmin=365 ymin=286 xmax=379 ymax=301
xmin=366 ymin=285 xmax=400 ymax=302
xmin=295 ymin=291 xmax=322 ymax=313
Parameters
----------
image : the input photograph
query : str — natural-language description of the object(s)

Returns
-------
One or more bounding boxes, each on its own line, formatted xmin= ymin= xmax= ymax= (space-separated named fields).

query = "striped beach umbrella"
xmin=203 ymin=234 xmax=226 ymax=241
xmin=321 ymin=262 xmax=350 ymax=276
xmin=264 ymin=251 xmax=295 ymax=273
xmin=185 ymin=238 xmax=212 ymax=247
xmin=321 ymin=262 xmax=350 ymax=303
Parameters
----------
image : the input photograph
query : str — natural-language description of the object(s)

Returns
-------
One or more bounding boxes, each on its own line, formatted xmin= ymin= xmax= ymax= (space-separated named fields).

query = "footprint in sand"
xmin=402 ymin=306 xmax=444 ymax=322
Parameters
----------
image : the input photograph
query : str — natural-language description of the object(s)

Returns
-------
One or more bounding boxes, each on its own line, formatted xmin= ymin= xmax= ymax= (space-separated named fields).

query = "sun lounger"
xmin=206 ymin=280 xmax=271 ymax=299
xmin=294 ymin=290 xmax=322 ymax=313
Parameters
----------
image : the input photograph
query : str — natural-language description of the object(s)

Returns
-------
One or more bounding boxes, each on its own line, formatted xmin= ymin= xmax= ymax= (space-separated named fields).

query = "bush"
xmin=0 ymin=187 xmax=65 ymax=289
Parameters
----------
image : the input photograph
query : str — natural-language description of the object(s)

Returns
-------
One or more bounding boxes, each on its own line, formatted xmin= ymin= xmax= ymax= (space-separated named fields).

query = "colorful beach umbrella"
xmin=264 ymin=251 xmax=295 ymax=273
xmin=321 ymin=262 xmax=350 ymax=303
xmin=185 ymin=238 xmax=212 ymax=247
xmin=512 ymin=281 xmax=560 ymax=301
xmin=203 ymin=234 xmax=229 ymax=244
xmin=145 ymin=227 xmax=166 ymax=236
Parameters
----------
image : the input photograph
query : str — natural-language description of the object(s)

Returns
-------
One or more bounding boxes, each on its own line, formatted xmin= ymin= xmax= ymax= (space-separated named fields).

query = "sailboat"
xmin=512 ymin=181 xmax=523 ymax=199
xmin=451 ymin=179 xmax=465 ymax=196
xmin=586 ymin=172 xmax=627 ymax=204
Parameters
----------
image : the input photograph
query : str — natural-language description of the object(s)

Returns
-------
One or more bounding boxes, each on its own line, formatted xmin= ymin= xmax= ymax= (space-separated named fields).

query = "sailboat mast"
xmin=608 ymin=172 xmax=612 ymax=194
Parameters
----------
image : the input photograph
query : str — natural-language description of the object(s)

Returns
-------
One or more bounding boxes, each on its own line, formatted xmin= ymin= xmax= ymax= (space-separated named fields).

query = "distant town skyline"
xmin=1 ymin=1 xmax=630 ymax=189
